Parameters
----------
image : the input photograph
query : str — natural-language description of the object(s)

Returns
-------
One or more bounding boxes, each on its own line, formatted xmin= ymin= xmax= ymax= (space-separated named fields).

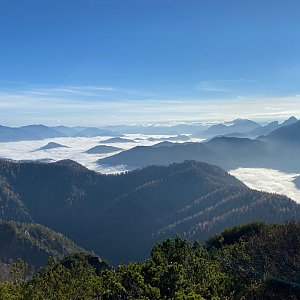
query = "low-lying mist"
xmin=230 ymin=167 xmax=300 ymax=204
xmin=1 ymin=135 xmax=300 ymax=203
xmin=0 ymin=134 xmax=197 ymax=173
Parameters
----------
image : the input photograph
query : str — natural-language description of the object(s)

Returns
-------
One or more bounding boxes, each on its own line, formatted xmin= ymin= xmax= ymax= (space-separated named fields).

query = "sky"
xmin=1 ymin=0 xmax=300 ymax=126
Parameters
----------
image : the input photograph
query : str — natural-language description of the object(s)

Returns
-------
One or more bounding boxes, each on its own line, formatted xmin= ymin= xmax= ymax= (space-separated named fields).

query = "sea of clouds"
xmin=1 ymin=135 xmax=300 ymax=203
xmin=230 ymin=168 xmax=300 ymax=204
xmin=0 ymin=134 xmax=203 ymax=173
xmin=0 ymin=134 xmax=155 ymax=173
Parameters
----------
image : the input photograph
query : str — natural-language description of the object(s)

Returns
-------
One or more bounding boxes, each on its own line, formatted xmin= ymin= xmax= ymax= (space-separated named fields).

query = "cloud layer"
xmin=1 ymin=136 xmax=300 ymax=203
xmin=230 ymin=168 xmax=300 ymax=204
xmin=0 ymin=135 xmax=170 ymax=173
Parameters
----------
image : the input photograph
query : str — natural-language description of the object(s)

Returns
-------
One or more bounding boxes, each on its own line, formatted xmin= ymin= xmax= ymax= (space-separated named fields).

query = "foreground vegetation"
xmin=1 ymin=221 xmax=300 ymax=299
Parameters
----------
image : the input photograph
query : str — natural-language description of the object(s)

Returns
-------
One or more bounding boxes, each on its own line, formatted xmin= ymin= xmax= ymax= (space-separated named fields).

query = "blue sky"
xmin=1 ymin=0 xmax=300 ymax=125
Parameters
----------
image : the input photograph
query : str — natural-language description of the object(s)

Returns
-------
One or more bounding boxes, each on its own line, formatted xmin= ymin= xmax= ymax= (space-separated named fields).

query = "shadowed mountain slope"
xmin=260 ymin=120 xmax=300 ymax=145
xmin=98 ymin=137 xmax=270 ymax=170
xmin=98 ymin=142 xmax=229 ymax=169
xmin=0 ymin=221 xmax=85 ymax=280
xmin=0 ymin=159 xmax=299 ymax=263
xmin=99 ymin=121 xmax=300 ymax=172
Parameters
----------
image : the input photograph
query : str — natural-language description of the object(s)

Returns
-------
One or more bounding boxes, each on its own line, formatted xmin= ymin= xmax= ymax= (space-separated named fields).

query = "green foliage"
xmin=23 ymin=257 xmax=102 ymax=300
xmin=1 ymin=221 xmax=300 ymax=299
xmin=12 ymin=260 xmax=28 ymax=283
xmin=213 ymin=220 xmax=300 ymax=299
xmin=0 ymin=260 xmax=28 ymax=300
xmin=206 ymin=221 xmax=266 ymax=249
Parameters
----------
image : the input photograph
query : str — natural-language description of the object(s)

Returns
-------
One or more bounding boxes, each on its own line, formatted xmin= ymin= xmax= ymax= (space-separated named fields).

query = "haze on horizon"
xmin=1 ymin=0 xmax=300 ymax=126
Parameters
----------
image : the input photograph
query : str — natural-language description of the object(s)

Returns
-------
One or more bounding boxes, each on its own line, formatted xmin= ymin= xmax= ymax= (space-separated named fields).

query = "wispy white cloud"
xmin=0 ymin=84 xmax=300 ymax=126
xmin=19 ymin=85 xmax=118 ymax=97
xmin=0 ymin=84 xmax=157 ymax=102
xmin=196 ymin=79 xmax=257 ymax=93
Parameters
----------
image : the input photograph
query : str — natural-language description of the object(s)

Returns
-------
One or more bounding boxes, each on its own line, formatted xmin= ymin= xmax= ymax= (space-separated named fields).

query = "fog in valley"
xmin=230 ymin=167 xmax=300 ymax=204
xmin=1 ymin=132 xmax=300 ymax=204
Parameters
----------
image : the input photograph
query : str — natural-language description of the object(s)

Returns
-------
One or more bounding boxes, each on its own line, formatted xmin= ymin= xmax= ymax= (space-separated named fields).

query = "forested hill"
xmin=0 ymin=221 xmax=85 ymax=281
xmin=0 ymin=159 xmax=299 ymax=264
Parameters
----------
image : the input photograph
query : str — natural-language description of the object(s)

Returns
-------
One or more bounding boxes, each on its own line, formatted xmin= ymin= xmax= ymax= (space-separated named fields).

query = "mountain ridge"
xmin=98 ymin=121 xmax=300 ymax=172
xmin=0 ymin=158 xmax=299 ymax=263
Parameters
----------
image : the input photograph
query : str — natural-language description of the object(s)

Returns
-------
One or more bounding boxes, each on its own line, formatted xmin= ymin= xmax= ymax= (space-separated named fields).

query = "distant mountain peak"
xmin=195 ymin=118 xmax=261 ymax=138
xmin=85 ymin=145 xmax=123 ymax=154
xmin=282 ymin=116 xmax=298 ymax=126
xmin=230 ymin=118 xmax=260 ymax=125
xmin=36 ymin=142 xmax=69 ymax=151
xmin=100 ymin=137 xmax=136 ymax=143
xmin=261 ymin=120 xmax=300 ymax=145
